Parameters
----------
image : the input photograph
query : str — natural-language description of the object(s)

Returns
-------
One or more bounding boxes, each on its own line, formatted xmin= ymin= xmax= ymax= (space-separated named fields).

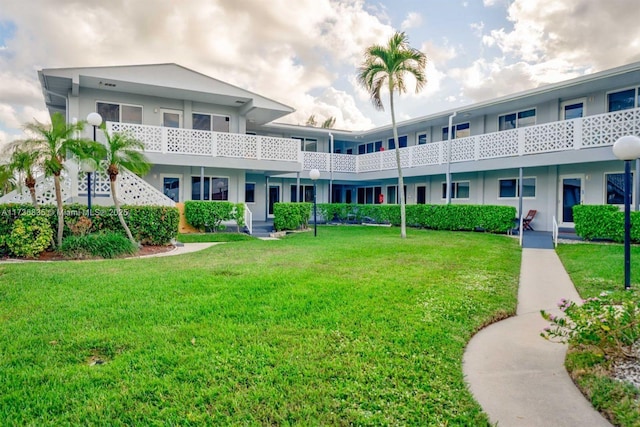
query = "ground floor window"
xmin=416 ymin=185 xmax=426 ymax=204
xmin=442 ymin=181 xmax=470 ymax=199
xmin=245 ymin=182 xmax=255 ymax=203
xmin=191 ymin=176 xmax=229 ymax=200
xmin=498 ymin=177 xmax=536 ymax=198
xmin=290 ymin=185 xmax=314 ymax=202
xmin=357 ymin=186 xmax=382 ymax=204
xmin=163 ymin=177 xmax=180 ymax=202
xmin=385 ymin=185 xmax=407 ymax=204
xmin=605 ymin=172 xmax=633 ymax=204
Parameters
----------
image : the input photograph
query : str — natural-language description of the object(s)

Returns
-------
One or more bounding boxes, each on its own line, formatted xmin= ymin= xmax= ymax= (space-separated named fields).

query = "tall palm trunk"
xmin=53 ymin=173 xmax=64 ymax=247
xmin=109 ymin=174 xmax=137 ymax=245
xmin=389 ymin=85 xmax=407 ymax=239
xmin=26 ymin=176 xmax=38 ymax=209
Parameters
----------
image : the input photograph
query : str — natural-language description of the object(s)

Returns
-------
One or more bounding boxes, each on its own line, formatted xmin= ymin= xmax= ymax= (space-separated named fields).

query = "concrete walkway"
xmin=136 ymin=242 xmax=220 ymax=258
xmin=463 ymin=248 xmax=612 ymax=426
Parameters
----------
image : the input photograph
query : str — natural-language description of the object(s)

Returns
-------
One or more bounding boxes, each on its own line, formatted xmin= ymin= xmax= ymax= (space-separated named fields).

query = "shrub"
xmin=573 ymin=205 xmax=623 ymax=242
xmin=541 ymin=291 xmax=640 ymax=361
xmin=60 ymin=232 xmax=138 ymax=259
xmin=316 ymin=203 xmax=516 ymax=233
xmin=184 ymin=201 xmax=244 ymax=232
xmin=7 ymin=215 xmax=53 ymax=258
xmin=273 ymin=203 xmax=312 ymax=231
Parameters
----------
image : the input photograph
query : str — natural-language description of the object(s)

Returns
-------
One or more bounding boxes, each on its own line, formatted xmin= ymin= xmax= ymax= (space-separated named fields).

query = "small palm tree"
xmin=101 ymin=125 xmax=151 ymax=246
xmin=22 ymin=112 xmax=88 ymax=246
xmin=0 ymin=163 xmax=16 ymax=197
xmin=358 ymin=31 xmax=427 ymax=238
xmin=3 ymin=145 xmax=39 ymax=207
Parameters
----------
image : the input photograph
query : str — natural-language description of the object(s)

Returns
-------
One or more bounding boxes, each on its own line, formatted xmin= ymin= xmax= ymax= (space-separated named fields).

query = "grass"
xmin=557 ymin=243 xmax=640 ymax=426
xmin=0 ymin=227 xmax=520 ymax=425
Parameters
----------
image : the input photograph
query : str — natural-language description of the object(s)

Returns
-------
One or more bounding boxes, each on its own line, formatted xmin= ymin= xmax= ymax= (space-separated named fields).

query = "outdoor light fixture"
xmin=612 ymin=135 xmax=640 ymax=290
xmin=86 ymin=112 xmax=103 ymax=217
xmin=309 ymin=168 xmax=320 ymax=237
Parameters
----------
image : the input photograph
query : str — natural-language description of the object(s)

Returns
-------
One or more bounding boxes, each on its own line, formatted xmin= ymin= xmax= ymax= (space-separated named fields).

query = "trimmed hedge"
xmin=273 ymin=203 xmax=312 ymax=231
xmin=305 ymin=203 xmax=516 ymax=233
xmin=0 ymin=203 xmax=179 ymax=254
xmin=184 ymin=201 xmax=245 ymax=232
xmin=572 ymin=204 xmax=638 ymax=242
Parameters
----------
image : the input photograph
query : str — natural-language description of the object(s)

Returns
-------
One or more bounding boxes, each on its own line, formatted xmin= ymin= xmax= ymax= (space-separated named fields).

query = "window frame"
xmin=497 ymin=108 xmax=537 ymax=131
xmin=388 ymin=135 xmax=408 ymax=150
xmin=190 ymin=175 xmax=230 ymax=201
xmin=497 ymin=177 xmax=537 ymax=199
xmin=441 ymin=122 xmax=470 ymax=141
xmin=417 ymin=133 xmax=428 ymax=145
xmin=604 ymin=172 xmax=634 ymax=205
xmin=245 ymin=182 xmax=256 ymax=204
xmin=441 ymin=181 xmax=470 ymax=200
xmin=96 ymin=101 xmax=143 ymax=124
xmin=606 ymin=87 xmax=639 ymax=112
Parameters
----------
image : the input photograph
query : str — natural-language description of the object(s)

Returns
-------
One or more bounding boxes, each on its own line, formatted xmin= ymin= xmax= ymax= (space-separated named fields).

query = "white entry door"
xmin=161 ymin=109 xmax=183 ymax=128
xmin=560 ymin=98 xmax=586 ymax=120
xmin=559 ymin=174 xmax=584 ymax=227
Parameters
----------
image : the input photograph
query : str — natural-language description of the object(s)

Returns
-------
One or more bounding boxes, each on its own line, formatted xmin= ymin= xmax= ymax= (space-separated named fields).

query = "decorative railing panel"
xmin=524 ymin=121 xmax=574 ymax=154
xmin=105 ymin=108 xmax=640 ymax=176
xmin=478 ymin=129 xmax=518 ymax=159
xmin=303 ymin=152 xmax=329 ymax=171
xmin=0 ymin=175 xmax=71 ymax=205
xmin=332 ymin=153 xmax=356 ymax=173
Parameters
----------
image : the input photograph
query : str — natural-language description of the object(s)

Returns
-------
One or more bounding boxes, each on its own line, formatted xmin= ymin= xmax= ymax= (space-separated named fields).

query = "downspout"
xmin=446 ymin=112 xmax=457 ymax=204
xmin=329 ymin=132 xmax=334 ymax=203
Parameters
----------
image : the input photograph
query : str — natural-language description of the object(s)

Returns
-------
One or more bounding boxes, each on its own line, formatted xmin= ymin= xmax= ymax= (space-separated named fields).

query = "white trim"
xmin=416 ymin=132 xmax=429 ymax=145
xmin=605 ymin=86 xmax=639 ymax=111
xmin=560 ymin=97 xmax=587 ymax=120
xmin=497 ymin=108 xmax=537 ymax=131
xmin=160 ymin=108 xmax=183 ymax=128
xmin=558 ymin=174 xmax=584 ymax=227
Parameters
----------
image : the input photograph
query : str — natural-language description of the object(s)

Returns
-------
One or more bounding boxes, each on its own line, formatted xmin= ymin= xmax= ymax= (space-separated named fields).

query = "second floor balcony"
xmin=108 ymin=107 xmax=640 ymax=175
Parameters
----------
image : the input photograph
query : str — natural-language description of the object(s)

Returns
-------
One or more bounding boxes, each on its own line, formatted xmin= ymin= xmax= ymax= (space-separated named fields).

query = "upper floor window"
xmin=358 ymin=141 xmax=382 ymax=154
xmin=498 ymin=109 xmax=535 ymax=131
xmin=293 ymin=137 xmax=318 ymax=152
xmin=607 ymin=88 xmax=639 ymax=112
xmin=417 ymin=133 xmax=428 ymax=145
xmin=388 ymin=135 xmax=407 ymax=149
xmin=193 ymin=113 xmax=230 ymax=132
xmin=442 ymin=122 xmax=470 ymax=140
xmin=96 ymin=102 xmax=142 ymax=124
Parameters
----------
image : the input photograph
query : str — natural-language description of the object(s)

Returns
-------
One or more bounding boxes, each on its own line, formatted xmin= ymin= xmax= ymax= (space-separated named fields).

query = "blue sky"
xmin=0 ymin=0 xmax=639 ymax=147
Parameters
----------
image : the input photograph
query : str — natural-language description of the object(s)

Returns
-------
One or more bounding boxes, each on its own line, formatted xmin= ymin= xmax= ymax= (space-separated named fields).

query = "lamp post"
xmin=612 ymin=135 xmax=640 ymax=290
xmin=309 ymin=168 xmax=320 ymax=237
xmin=86 ymin=112 xmax=103 ymax=217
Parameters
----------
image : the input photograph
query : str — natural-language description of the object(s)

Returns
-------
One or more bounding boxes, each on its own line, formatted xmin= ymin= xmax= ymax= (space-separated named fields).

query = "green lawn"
xmin=556 ymin=243 xmax=640 ymax=426
xmin=0 ymin=227 xmax=520 ymax=425
xmin=177 ymin=232 xmax=255 ymax=243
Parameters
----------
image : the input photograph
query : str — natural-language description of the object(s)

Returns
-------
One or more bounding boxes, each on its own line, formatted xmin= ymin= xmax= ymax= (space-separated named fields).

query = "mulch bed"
xmin=3 ymin=245 xmax=176 ymax=262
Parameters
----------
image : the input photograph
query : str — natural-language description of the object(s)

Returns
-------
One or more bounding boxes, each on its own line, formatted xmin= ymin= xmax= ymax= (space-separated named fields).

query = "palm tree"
xmin=0 ymin=163 xmax=16 ymax=197
xmin=358 ymin=31 xmax=427 ymax=238
xmin=321 ymin=116 xmax=336 ymax=129
xmin=100 ymin=125 xmax=151 ymax=246
xmin=22 ymin=112 xmax=88 ymax=247
xmin=6 ymin=147 xmax=39 ymax=208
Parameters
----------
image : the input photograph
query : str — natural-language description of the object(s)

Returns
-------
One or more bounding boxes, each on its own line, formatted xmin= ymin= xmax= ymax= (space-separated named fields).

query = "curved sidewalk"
xmin=463 ymin=248 xmax=612 ymax=426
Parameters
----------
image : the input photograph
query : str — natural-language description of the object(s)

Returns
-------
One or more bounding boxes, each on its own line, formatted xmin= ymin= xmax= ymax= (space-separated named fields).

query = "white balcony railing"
xmin=107 ymin=108 xmax=640 ymax=174
xmin=107 ymin=123 xmax=300 ymax=163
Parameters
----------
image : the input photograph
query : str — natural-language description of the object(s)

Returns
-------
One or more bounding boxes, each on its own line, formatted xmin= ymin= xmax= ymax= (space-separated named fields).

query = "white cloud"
xmin=401 ymin=12 xmax=423 ymax=30
xmin=455 ymin=0 xmax=640 ymax=103
xmin=0 ymin=0 xmax=396 ymax=135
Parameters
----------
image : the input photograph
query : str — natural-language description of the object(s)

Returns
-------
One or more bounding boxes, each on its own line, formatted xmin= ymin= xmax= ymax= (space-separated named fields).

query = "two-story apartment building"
xmin=5 ymin=62 xmax=640 ymax=232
